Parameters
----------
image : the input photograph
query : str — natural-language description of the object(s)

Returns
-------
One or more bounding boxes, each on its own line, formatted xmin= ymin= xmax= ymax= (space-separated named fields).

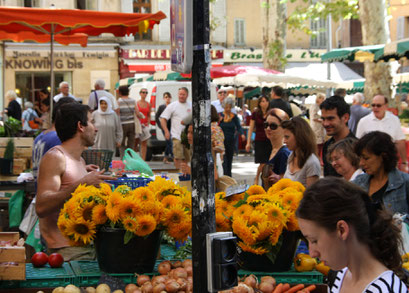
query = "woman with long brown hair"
xmin=297 ymin=178 xmax=408 ymax=292
xmin=281 ymin=116 xmax=320 ymax=187
xmin=245 ymin=95 xmax=272 ymax=184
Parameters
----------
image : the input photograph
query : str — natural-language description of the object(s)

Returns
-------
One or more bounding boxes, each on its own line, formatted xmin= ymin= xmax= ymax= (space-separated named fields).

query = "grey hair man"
xmin=53 ymin=81 xmax=76 ymax=102
xmin=88 ymin=79 xmax=119 ymax=113
xmin=348 ymin=92 xmax=371 ymax=135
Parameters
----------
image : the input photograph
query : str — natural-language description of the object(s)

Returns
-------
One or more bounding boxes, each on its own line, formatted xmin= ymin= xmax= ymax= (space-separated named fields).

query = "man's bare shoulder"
xmin=40 ymin=147 xmax=65 ymax=169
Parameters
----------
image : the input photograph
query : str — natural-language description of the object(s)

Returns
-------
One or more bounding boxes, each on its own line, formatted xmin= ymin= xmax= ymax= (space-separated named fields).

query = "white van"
xmin=129 ymin=81 xmax=218 ymax=160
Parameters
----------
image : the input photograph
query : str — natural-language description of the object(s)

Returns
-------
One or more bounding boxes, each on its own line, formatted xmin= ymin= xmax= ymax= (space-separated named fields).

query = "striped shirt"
xmin=330 ymin=268 xmax=407 ymax=293
xmin=118 ymin=97 xmax=136 ymax=125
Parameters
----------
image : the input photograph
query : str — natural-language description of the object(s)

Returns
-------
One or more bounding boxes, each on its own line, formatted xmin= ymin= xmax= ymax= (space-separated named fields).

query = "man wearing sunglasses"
xmin=356 ymin=95 xmax=408 ymax=171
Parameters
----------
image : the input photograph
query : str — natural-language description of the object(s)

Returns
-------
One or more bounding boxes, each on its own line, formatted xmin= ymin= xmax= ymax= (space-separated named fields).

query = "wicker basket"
xmin=81 ymin=149 xmax=113 ymax=171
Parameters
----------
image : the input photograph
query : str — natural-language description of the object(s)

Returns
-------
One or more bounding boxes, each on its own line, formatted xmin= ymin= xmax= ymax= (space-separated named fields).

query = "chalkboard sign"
xmin=98 ymin=273 xmax=126 ymax=291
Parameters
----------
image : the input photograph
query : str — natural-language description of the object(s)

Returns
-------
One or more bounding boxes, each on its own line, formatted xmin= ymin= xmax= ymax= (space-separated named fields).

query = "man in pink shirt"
xmin=36 ymin=103 xmax=114 ymax=260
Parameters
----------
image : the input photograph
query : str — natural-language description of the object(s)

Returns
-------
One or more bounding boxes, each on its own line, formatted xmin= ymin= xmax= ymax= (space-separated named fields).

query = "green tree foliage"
xmin=284 ymin=0 xmax=359 ymax=36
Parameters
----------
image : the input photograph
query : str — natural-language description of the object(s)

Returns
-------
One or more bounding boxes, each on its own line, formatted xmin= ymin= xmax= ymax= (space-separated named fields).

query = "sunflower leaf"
xmin=233 ymin=192 xmax=249 ymax=208
xmin=124 ymin=230 xmax=134 ymax=244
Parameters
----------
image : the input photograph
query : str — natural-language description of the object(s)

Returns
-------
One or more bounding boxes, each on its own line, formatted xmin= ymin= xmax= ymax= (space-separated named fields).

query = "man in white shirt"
xmin=356 ymin=94 xmax=408 ymax=171
xmin=53 ymin=81 xmax=76 ymax=102
xmin=88 ymin=79 xmax=119 ymax=113
xmin=160 ymin=87 xmax=192 ymax=169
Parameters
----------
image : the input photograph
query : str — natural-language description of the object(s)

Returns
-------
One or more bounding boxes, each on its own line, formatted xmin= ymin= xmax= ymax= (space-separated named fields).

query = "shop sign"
xmin=5 ymin=50 xmax=115 ymax=59
xmin=224 ymin=49 xmax=326 ymax=63
xmin=121 ymin=48 xmax=223 ymax=60
xmin=5 ymin=58 xmax=83 ymax=70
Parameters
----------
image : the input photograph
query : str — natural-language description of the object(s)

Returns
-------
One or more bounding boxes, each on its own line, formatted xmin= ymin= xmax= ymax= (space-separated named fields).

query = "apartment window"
xmin=76 ymin=0 xmax=98 ymax=10
xmin=310 ymin=17 xmax=327 ymax=48
xmin=234 ymin=18 xmax=246 ymax=46
xmin=23 ymin=0 xmax=40 ymax=7
xmin=133 ymin=0 xmax=152 ymax=41
xmin=397 ymin=16 xmax=409 ymax=40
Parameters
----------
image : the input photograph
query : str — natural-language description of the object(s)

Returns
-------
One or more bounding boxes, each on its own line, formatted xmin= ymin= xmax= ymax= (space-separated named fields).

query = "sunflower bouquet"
xmin=57 ymin=176 xmax=192 ymax=246
xmin=215 ymin=178 xmax=305 ymax=263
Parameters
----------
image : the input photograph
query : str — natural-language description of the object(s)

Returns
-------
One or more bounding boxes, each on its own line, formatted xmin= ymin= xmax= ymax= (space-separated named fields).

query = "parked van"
xmin=129 ymin=81 xmax=218 ymax=160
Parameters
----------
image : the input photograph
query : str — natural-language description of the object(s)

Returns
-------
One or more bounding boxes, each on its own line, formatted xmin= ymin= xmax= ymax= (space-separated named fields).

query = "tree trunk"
xmin=358 ymin=0 xmax=392 ymax=101
xmin=261 ymin=0 xmax=286 ymax=71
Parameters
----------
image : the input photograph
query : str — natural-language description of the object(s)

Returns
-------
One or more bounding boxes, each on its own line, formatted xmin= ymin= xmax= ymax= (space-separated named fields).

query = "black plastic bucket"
xmin=95 ymin=227 xmax=162 ymax=273
xmin=237 ymin=230 xmax=301 ymax=272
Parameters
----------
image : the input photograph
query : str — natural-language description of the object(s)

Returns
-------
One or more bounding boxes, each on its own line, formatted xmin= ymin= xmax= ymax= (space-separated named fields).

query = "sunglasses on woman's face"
xmin=263 ymin=122 xmax=279 ymax=130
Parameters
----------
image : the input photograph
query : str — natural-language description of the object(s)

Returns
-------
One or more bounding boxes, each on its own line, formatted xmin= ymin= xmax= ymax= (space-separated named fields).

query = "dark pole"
xmin=191 ymin=0 xmax=215 ymax=293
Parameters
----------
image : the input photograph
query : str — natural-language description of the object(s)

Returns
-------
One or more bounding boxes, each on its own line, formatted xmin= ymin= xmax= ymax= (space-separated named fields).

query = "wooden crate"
xmin=13 ymin=158 xmax=27 ymax=175
xmin=0 ymin=232 xmax=25 ymax=280
xmin=0 ymin=138 xmax=33 ymax=159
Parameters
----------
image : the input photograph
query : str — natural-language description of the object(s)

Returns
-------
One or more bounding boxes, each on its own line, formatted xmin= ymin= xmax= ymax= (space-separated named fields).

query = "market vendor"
xmin=36 ymin=102 xmax=115 ymax=261
xmin=297 ymin=178 xmax=408 ymax=292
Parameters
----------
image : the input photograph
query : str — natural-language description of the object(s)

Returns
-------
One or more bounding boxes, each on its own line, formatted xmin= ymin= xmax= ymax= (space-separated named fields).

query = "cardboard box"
xmin=0 ymin=232 xmax=25 ymax=280
xmin=12 ymin=158 xmax=27 ymax=175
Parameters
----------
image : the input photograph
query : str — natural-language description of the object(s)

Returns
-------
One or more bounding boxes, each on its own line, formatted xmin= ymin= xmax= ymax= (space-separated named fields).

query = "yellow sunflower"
xmin=281 ymin=189 xmax=303 ymax=211
xmin=255 ymin=221 xmax=272 ymax=242
xmin=57 ymin=214 xmax=70 ymax=235
xmin=161 ymin=195 xmax=182 ymax=209
xmin=216 ymin=211 xmax=232 ymax=232
xmin=133 ymin=187 xmax=155 ymax=203
xmin=92 ymin=204 xmax=108 ymax=225
xmin=122 ymin=217 xmax=139 ymax=233
xmin=232 ymin=217 xmax=257 ymax=246
xmin=265 ymin=202 xmax=288 ymax=225
xmin=147 ymin=176 xmax=175 ymax=194
xmin=75 ymin=201 xmax=95 ymax=221
xmin=168 ymin=220 xmax=191 ymax=241
xmin=65 ymin=219 xmax=96 ymax=245
xmin=246 ymin=185 xmax=266 ymax=196
xmin=232 ymin=204 xmax=253 ymax=220
xmin=98 ymin=183 xmax=112 ymax=199
xmin=118 ymin=197 xmax=139 ymax=218
xmin=238 ymin=241 xmax=269 ymax=255
xmin=113 ymin=185 xmax=132 ymax=196
xmin=247 ymin=194 xmax=270 ymax=205
xmin=105 ymin=192 xmax=122 ymax=223
xmin=163 ymin=205 xmax=189 ymax=225
xmin=248 ymin=210 xmax=268 ymax=227
xmin=180 ymin=194 xmax=192 ymax=211
xmin=269 ymin=178 xmax=305 ymax=194
xmin=215 ymin=191 xmax=226 ymax=200
xmin=134 ymin=214 xmax=157 ymax=237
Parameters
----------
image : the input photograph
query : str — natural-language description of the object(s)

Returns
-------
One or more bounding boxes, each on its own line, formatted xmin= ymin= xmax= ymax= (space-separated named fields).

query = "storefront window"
xmin=15 ymin=72 xmax=71 ymax=105
xmin=133 ymin=0 xmax=152 ymax=41
xmin=22 ymin=0 xmax=40 ymax=7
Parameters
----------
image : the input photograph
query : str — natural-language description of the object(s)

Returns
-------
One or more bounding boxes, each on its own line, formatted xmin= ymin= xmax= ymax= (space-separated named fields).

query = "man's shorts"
xmin=172 ymin=138 xmax=190 ymax=161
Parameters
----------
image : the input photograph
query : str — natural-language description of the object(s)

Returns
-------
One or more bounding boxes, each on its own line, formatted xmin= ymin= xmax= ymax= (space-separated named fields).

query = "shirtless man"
xmin=36 ymin=102 xmax=114 ymax=260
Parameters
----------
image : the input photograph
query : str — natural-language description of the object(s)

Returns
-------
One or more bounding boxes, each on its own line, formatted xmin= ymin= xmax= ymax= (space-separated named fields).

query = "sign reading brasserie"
xmin=224 ymin=49 xmax=327 ymax=63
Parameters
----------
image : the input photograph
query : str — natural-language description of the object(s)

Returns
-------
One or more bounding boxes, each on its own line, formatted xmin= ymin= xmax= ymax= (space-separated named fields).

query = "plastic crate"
xmin=82 ymin=149 xmax=113 ymax=171
xmin=70 ymin=260 xmax=136 ymax=287
xmin=238 ymin=268 xmax=324 ymax=285
xmin=0 ymin=263 xmax=75 ymax=289
xmin=105 ymin=177 xmax=152 ymax=189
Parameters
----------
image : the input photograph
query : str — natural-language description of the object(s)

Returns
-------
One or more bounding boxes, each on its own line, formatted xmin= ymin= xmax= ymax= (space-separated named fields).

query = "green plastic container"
xmin=70 ymin=260 xmax=136 ymax=287
xmin=0 ymin=263 xmax=75 ymax=289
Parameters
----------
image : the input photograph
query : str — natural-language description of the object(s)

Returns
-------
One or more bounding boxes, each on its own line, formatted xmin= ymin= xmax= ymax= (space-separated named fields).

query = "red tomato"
xmin=31 ymin=252 xmax=48 ymax=267
xmin=48 ymin=253 xmax=64 ymax=268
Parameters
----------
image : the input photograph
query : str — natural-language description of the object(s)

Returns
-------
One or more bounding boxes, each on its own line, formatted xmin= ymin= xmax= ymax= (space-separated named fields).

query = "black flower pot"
xmin=0 ymin=158 xmax=13 ymax=175
xmin=237 ymin=230 xmax=301 ymax=272
xmin=95 ymin=227 xmax=162 ymax=274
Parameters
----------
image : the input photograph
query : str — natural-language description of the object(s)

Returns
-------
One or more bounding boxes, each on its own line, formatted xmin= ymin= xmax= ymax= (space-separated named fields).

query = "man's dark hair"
xmin=52 ymin=97 xmax=78 ymax=123
xmin=40 ymin=88 xmax=50 ymax=97
xmin=118 ymin=85 xmax=129 ymax=96
xmin=272 ymin=86 xmax=283 ymax=97
xmin=41 ymin=98 xmax=50 ymax=107
xmin=55 ymin=103 xmax=90 ymax=142
xmin=179 ymin=87 xmax=189 ymax=95
xmin=320 ymin=95 xmax=350 ymax=118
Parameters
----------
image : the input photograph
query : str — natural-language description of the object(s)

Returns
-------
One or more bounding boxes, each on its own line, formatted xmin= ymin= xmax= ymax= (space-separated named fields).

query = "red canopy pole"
xmin=50 ymin=24 xmax=54 ymax=124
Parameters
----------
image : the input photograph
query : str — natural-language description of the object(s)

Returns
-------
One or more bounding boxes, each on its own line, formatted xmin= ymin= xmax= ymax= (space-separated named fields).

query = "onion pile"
xmin=220 ymin=275 xmax=277 ymax=293
xmin=125 ymin=260 xmax=193 ymax=293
